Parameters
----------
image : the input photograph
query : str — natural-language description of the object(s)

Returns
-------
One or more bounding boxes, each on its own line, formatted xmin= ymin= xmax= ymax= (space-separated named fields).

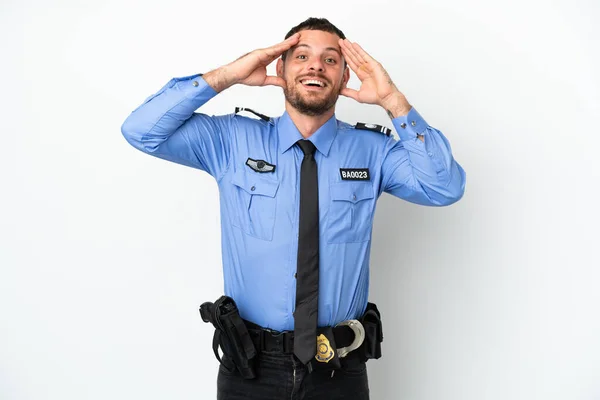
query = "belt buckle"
xmin=335 ymin=319 xmax=365 ymax=358
xmin=263 ymin=328 xmax=288 ymax=353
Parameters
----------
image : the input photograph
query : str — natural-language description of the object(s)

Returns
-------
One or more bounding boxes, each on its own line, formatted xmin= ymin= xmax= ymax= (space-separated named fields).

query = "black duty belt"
xmin=244 ymin=319 xmax=356 ymax=355
xmin=200 ymin=297 xmax=383 ymax=378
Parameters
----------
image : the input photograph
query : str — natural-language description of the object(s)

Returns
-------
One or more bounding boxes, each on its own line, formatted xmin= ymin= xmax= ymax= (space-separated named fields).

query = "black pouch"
xmin=200 ymin=296 xmax=257 ymax=379
xmin=360 ymin=302 xmax=383 ymax=360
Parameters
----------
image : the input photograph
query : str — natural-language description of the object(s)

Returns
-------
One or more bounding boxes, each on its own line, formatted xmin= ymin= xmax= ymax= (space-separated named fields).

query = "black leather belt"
xmin=244 ymin=320 xmax=356 ymax=355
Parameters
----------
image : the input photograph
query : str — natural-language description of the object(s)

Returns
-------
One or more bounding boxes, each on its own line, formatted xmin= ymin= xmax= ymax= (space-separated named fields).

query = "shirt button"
xmin=428 ymin=152 xmax=433 ymax=157
xmin=251 ymin=186 xmax=256 ymax=191
xmin=352 ymin=194 xmax=357 ymax=201
xmin=411 ymin=121 xmax=416 ymax=126
xmin=192 ymin=81 xmax=199 ymax=87
xmin=400 ymin=122 xmax=407 ymax=129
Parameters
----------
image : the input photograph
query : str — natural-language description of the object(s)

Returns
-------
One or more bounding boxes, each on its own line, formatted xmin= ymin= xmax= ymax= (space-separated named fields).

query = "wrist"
xmin=203 ymin=66 xmax=238 ymax=93
xmin=381 ymin=92 xmax=412 ymax=118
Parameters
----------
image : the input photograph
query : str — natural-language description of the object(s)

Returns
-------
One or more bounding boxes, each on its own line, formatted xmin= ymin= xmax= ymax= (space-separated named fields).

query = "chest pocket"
xmin=326 ymin=181 xmax=375 ymax=244
xmin=231 ymin=169 xmax=280 ymax=241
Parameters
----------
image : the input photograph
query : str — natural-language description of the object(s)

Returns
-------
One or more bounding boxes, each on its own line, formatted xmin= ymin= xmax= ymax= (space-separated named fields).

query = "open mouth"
xmin=300 ymin=78 xmax=327 ymax=90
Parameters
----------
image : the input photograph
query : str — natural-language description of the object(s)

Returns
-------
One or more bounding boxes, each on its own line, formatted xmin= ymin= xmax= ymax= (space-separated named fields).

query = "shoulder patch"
xmin=354 ymin=122 xmax=392 ymax=136
xmin=234 ymin=107 xmax=271 ymax=122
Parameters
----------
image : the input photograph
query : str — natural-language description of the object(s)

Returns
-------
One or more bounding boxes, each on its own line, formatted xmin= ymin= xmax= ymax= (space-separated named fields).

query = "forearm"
xmin=383 ymin=107 xmax=466 ymax=206
xmin=121 ymin=74 xmax=217 ymax=152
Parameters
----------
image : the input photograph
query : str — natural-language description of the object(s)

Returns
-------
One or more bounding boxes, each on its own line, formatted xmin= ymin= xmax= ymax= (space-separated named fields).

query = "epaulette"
xmin=234 ymin=107 xmax=271 ymax=122
xmin=354 ymin=122 xmax=392 ymax=136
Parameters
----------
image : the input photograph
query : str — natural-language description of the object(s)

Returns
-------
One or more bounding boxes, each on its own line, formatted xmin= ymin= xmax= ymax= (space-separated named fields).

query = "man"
xmin=121 ymin=17 xmax=465 ymax=400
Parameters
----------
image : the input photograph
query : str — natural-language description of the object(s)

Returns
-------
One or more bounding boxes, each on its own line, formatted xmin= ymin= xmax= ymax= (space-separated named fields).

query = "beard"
xmin=283 ymin=75 xmax=341 ymax=117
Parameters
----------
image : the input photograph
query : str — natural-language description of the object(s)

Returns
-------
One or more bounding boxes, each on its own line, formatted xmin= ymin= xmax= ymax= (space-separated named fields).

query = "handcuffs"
xmin=335 ymin=319 xmax=366 ymax=358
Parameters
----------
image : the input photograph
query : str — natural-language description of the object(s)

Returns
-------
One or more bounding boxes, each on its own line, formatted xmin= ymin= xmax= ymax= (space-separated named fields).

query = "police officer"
xmin=121 ymin=17 xmax=466 ymax=400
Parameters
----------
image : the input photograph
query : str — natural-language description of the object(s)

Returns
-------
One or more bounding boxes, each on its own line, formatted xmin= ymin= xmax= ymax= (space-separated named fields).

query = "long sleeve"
xmin=121 ymin=74 xmax=234 ymax=180
xmin=380 ymin=107 xmax=466 ymax=206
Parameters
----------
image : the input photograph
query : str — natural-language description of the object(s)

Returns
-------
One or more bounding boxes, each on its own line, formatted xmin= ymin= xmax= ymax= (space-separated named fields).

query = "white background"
xmin=1 ymin=0 xmax=599 ymax=399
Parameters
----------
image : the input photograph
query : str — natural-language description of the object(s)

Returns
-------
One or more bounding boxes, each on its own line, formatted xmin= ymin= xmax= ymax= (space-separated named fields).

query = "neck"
xmin=285 ymin=101 xmax=335 ymax=138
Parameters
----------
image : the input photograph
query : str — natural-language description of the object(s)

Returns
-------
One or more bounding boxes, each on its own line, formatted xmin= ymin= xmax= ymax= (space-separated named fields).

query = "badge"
xmin=340 ymin=168 xmax=370 ymax=181
xmin=315 ymin=334 xmax=335 ymax=363
xmin=246 ymin=158 xmax=276 ymax=173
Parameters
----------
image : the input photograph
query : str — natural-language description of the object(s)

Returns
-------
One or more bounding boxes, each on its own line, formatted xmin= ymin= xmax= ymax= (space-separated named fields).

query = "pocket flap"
xmin=232 ymin=170 xmax=280 ymax=197
xmin=330 ymin=182 xmax=374 ymax=204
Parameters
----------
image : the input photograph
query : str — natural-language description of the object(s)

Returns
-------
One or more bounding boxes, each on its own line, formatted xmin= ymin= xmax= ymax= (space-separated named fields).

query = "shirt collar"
xmin=277 ymin=111 xmax=338 ymax=156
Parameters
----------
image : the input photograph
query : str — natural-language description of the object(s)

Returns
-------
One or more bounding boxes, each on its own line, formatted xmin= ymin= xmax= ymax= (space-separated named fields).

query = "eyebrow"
xmin=291 ymin=43 xmax=342 ymax=57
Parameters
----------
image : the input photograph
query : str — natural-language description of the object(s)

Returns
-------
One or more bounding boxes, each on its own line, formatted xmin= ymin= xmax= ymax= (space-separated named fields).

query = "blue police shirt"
xmin=121 ymin=73 xmax=466 ymax=331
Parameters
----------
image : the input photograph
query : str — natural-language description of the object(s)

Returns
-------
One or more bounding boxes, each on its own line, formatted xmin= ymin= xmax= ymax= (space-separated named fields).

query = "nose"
xmin=308 ymin=58 xmax=325 ymax=73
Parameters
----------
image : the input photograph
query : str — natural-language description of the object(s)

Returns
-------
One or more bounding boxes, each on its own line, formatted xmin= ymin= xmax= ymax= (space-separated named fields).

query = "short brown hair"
xmin=281 ymin=18 xmax=346 ymax=63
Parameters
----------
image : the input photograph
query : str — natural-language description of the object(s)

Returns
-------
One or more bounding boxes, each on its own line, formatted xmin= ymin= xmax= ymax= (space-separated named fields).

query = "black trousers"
xmin=216 ymin=352 xmax=370 ymax=400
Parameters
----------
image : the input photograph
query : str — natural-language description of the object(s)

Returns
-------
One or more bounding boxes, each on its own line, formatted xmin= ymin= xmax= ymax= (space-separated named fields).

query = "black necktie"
xmin=294 ymin=139 xmax=320 ymax=365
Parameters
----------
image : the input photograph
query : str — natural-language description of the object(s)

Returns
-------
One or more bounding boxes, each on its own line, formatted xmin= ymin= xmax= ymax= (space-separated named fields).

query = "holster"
xmin=199 ymin=296 xmax=257 ymax=379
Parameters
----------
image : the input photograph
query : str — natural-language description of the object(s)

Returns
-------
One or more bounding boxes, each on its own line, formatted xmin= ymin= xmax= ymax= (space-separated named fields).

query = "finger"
xmin=351 ymin=42 xmax=377 ymax=64
xmin=263 ymin=75 xmax=287 ymax=89
xmin=342 ymin=42 xmax=370 ymax=77
xmin=264 ymin=33 xmax=300 ymax=58
xmin=341 ymin=51 xmax=366 ymax=81
xmin=272 ymin=32 xmax=301 ymax=49
xmin=340 ymin=88 xmax=360 ymax=102
xmin=343 ymin=39 xmax=369 ymax=66
xmin=341 ymin=48 xmax=361 ymax=74
xmin=348 ymin=43 xmax=368 ymax=65
xmin=339 ymin=40 xmax=362 ymax=72
xmin=340 ymin=39 xmax=364 ymax=65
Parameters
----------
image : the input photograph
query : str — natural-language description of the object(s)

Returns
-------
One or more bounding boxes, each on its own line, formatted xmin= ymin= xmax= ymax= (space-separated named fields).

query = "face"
xmin=277 ymin=30 xmax=349 ymax=116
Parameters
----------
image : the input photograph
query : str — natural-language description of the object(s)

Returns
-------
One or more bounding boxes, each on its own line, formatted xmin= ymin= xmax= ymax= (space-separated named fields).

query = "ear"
xmin=276 ymin=58 xmax=284 ymax=78
xmin=342 ymin=65 xmax=350 ymax=88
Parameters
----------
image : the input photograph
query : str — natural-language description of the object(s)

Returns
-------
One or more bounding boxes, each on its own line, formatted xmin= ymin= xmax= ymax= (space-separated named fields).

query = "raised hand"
xmin=234 ymin=33 xmax=300 ymax=88
xmin=339 ymin=39 xmax=410 ymax=115
xmin=204 ymin=33 xmax=300 ymax=92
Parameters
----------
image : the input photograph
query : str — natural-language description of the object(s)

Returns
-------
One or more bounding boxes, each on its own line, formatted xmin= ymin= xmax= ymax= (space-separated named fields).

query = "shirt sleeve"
xmin=380 ymin=107 xmax=466 ymax=206
xmin=120 ymin=74 xmax=234 ymax=180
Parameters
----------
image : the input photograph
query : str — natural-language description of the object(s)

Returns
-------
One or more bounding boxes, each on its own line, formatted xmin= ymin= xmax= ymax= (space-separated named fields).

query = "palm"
xmin=235 ymin=34 xmax=300 ymax=88
xmin=353 ymin=75 xmax=380 ymax=105
xmin=339 ymin=39 xmax=398 ymax=106
xmin=243 ymin=63 xmax=269 ymax=86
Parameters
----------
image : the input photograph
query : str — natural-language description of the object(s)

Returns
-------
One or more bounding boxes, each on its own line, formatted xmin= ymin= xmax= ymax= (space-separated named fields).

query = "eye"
xmin=325 ymin=58 xmax=336 ymax=64
xmin=296 ymin=54 xmax=307 ymax=60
